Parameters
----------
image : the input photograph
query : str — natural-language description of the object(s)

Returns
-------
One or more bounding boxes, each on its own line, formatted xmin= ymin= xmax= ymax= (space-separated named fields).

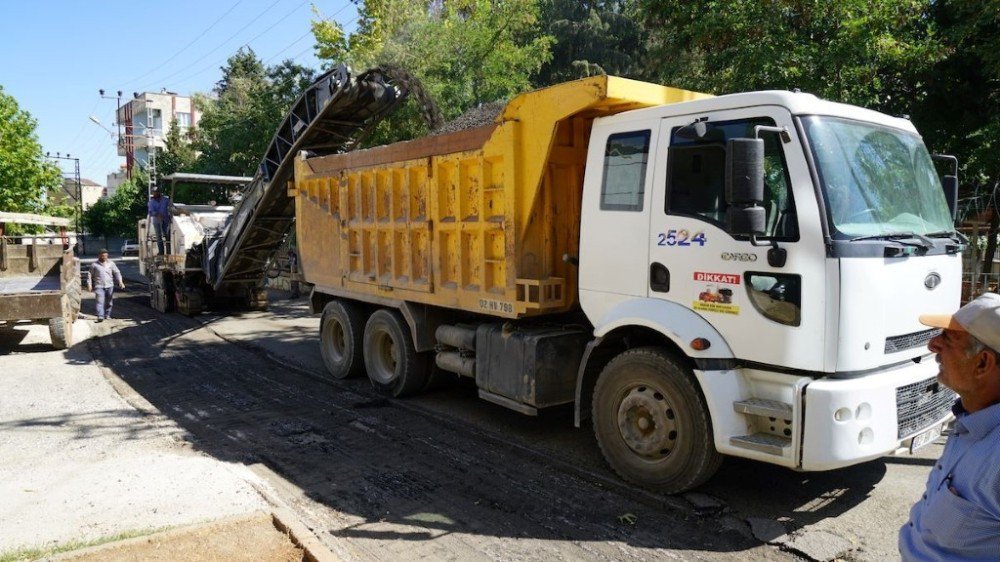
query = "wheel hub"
xmin=616 ymin=385 xmax=677 ymax=459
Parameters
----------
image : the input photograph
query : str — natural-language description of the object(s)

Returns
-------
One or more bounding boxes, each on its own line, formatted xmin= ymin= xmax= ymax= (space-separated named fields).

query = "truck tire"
xmin=320 ymin=300 xmax=366 ymax=379
xmin=363 ymin=309 xmax=428 ymax=397
xmin=49 ymin=317 xmax=71 ymax=350
xmin=592 ymin=347 xmax=722 ymax=493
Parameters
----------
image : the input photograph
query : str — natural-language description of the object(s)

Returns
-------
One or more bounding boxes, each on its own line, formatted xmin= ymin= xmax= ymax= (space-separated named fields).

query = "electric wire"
xmin=138 ymin=0 xmax=288 ymax=92
xmin=121 ymin=0 xmax=245 ymax=89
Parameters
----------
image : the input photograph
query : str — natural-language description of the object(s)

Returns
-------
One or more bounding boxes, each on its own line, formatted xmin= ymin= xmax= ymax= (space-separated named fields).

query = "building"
xmin=48 ymin=178 xmax=105 ymax=210
xmin=105 ymin=166 xmax=128 ymax=199
xmin=117 ymin=89 xmax=198 ymax=177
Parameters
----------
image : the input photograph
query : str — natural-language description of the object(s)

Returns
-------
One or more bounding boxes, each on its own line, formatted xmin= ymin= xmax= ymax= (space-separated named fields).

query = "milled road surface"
xmin=86 ymin=284 xmax=798 ymax=561
xmin=182 ymin=290 xmax=945 ymax=562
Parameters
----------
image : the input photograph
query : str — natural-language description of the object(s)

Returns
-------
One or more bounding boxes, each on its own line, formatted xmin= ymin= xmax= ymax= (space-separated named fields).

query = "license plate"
xmin=910 ymin=424 xmax=943 ymax=453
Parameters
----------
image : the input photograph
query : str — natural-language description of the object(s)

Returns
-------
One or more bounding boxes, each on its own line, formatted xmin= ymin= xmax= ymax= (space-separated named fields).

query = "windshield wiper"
xmin=849 ymin=231 xmax=933 ymax=250
xmin=925 ymin=229 xmax=968 ymax=242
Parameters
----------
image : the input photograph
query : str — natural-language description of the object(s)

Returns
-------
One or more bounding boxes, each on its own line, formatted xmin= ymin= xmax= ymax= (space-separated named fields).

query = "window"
xmin=149 ymin=108 xmax=163 ymax=132
xmin=601 ymin=131 xmax=651 ymax=211
xmin=801 ymin=116 xmax=952 ymax=239
xmin=175 ymin=112 xmax=191 ymax=129
xmin=667 ymin=118 xmax=798 ymax=239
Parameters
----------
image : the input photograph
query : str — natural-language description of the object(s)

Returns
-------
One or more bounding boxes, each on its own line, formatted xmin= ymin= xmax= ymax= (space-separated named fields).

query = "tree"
xmin=157 ymin=118 xmax=198 ymax=179
xmin=0 ymin=85 xmax=63 ymax=215
xmin=636 ymin=0 xmax=947 ymax=116
xmin=312 ymin=0 xmax=554 ymax=145
xmin=194 ymin=48 xmax=315 ymax=176
xmin=82 ymin=169 xmax=148 ymax=243
xmin=534 ymin=0 xmax=647 ymax=85
xmin=912 ymin=0 xmax=1000 ymax=268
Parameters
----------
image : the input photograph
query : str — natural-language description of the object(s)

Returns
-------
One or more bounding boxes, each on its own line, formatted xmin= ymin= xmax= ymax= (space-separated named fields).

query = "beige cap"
xmin=920 ymin=293 xmax=1000 ymax=352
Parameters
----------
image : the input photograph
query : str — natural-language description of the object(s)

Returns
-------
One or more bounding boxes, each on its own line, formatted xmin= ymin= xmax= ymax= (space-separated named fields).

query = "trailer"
xmin=293 ymin=75 xmax=964 ymax=492
xmin=0 ymin=213 xmax=81 ymax=349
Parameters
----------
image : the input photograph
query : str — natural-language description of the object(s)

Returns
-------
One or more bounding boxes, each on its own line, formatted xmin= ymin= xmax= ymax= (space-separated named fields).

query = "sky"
xmin=0 ymin=0 xmax=359 ymax=185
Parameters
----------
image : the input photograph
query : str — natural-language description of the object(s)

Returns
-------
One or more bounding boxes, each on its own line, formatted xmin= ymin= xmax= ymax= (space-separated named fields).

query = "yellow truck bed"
xmin=292 ymin=76 xmax=710 ymax=318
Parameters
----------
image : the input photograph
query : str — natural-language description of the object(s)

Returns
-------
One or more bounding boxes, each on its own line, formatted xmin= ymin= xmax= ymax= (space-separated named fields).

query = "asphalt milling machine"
xmin=139 ymin=65 xmax=407 ymax=315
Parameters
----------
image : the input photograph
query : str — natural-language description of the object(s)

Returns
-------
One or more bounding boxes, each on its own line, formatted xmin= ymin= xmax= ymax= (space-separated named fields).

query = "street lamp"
xmin=89 ymin=115 xmax=115 ymax=137
xmin=45 ymin=151 xmax=84 ymax=255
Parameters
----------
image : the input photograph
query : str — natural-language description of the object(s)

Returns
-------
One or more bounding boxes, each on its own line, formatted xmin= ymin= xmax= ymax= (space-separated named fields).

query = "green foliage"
xmin=535 ymin=0 xmax=647 ymax=84
xmin=637 ymin=0 xmax=947 ymax=114
xmin=0 ymin=85 xmax=62 ymax=215
xmin=312 ymin=0 xmax=554 ymax=146
xmin=157 ymin=118 xmax=198 ymax=179
xmin=193 ymin=48 xmax=315 ymax=176
xmin=82 ymin=169 xmax=148 ymax=240
xmin=913 ymin=0 xmax=999 ymax=199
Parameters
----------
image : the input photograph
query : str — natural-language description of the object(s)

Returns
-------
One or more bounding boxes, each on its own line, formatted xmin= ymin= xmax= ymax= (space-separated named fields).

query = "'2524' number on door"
xmin=657 ymin=229 xmax=706 ymax=247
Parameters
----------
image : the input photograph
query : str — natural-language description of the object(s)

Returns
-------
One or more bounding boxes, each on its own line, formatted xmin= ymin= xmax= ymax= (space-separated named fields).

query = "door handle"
xmin=650 ymin=262 xmax=670 ymax=293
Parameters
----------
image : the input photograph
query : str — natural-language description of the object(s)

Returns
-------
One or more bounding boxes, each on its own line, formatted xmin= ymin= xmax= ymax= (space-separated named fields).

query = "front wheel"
xmin=592 ymin=347 xmax=722 ymax=493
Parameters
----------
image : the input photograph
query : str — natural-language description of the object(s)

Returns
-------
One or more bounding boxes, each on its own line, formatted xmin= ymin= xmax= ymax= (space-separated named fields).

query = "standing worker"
xmin=148 ymin=187 xmax=171 ymax=255
xmin=87 ymin=249 xmax=124 ymax=323
xmin=899 ymin=293 xmax=1000 ymax=560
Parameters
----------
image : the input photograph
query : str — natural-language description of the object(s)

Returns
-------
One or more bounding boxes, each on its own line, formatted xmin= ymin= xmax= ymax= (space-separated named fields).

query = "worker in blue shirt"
xmin=147 ymin=187 xmax=171 ymax=255
xmin=900 ymin=293 xmax=1000 ymax=560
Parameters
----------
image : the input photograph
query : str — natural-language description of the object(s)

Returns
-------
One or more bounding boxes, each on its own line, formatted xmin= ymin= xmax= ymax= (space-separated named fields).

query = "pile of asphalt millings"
xmin=431 ymin=100 xmax=507 ymax=136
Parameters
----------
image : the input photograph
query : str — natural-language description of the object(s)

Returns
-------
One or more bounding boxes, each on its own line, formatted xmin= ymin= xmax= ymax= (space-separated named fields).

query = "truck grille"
xmin=885 ymin=328 xmax=940 ymax=354
xmin=896 ymin=377 xmax=956 ymax=438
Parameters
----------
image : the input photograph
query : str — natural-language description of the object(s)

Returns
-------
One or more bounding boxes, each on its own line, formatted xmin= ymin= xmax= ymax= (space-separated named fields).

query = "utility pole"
xmin=45 ymin=152 xmax=84 ymax=255
xmin=98 ymin=89 xmax=123 ymax=145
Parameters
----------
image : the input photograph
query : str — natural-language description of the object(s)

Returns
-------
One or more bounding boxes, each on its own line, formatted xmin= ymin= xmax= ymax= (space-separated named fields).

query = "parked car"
xmin=121 ymin=240 xmax=139 ymax=256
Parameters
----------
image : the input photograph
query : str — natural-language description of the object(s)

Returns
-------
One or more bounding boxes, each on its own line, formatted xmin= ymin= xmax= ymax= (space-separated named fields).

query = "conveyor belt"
xmin=206 ymin=65 xmax=407 ymax=291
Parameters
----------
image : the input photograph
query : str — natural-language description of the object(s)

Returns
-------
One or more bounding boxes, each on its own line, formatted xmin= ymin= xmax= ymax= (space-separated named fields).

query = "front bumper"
xmin=801 ymin=356 xmax=955 ymax=470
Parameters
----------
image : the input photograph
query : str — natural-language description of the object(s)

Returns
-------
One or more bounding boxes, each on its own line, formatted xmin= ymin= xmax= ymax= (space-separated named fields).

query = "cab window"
xmin=667 ymin=118 xmax=798 ymax=239
xmin=601 ymin=131 xmax=651 ymax=212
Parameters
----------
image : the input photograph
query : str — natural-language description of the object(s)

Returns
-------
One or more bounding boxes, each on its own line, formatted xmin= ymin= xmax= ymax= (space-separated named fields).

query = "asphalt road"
xmin=80 ymin=264 xmax=945 ymax=561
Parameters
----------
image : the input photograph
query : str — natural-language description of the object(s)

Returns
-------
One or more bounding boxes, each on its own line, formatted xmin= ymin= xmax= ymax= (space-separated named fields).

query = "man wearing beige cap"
xmin=899 ymin=293 xmax=1000 ymax=560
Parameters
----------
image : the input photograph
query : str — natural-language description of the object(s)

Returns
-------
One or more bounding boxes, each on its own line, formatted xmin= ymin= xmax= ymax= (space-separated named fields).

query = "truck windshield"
xmin=801 ymin=116 xmax=952 ymax=239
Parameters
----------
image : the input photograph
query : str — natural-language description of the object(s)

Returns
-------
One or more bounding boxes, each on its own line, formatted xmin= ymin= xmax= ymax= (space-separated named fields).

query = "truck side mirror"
xmin=726 ymin=138 xmax=765 ymax=205
xmin=942 ymin=175 xmax=958 ymax=221
xmin=725 ymin=138 xmax=765 ymax=236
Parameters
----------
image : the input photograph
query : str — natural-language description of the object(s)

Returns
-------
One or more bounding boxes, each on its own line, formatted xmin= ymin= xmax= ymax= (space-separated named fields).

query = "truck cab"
xmin=578 ymin=91 xmax=961 ymax=477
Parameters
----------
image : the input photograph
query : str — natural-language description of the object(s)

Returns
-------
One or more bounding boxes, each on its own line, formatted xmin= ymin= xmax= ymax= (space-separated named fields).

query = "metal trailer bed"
xmin=0 ymin=213 xmax=81 ymax=349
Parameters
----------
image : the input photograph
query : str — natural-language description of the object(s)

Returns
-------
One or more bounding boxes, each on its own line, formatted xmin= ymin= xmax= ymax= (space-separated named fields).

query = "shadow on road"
xmin=71 ymin=289 xmax=886 ymax=558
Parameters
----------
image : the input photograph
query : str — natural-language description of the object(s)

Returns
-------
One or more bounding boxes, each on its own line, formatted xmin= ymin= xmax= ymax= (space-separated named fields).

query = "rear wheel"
xmin=363 ymin=309 xmax=428 ymax=397
xmin=320 ymin=300 xmax=366 ymax=379
xmin=592 ymin=347 xmax=722 ymax=493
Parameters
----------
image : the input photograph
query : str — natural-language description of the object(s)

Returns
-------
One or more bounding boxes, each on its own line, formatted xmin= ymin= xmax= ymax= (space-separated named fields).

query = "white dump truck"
xmin=292 ymin=75 xmax=963 ymax=492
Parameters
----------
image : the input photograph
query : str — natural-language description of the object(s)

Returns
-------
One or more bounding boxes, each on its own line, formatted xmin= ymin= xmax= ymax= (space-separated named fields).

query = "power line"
xmin=171 ymin=11 xmax=357 ymax=92
xmin=122 ymin=0 xmax=246 ymax=89
xmin=68 ymin=98 xmax=103 ymax=147
xmin=263 ymin=29 xmax=314 ymax=64
xmin=139 ymin=0 xmax=289 ymax=92
xmin=262 ymin=2 xmax=359 ymax=66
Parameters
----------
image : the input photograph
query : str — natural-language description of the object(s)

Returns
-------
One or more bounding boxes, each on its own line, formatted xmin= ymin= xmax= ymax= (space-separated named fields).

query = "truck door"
xmin=579 ymin=124 xmax=660 ymax=299
xmin=647 ymin=109 xmax=826 ymax=371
